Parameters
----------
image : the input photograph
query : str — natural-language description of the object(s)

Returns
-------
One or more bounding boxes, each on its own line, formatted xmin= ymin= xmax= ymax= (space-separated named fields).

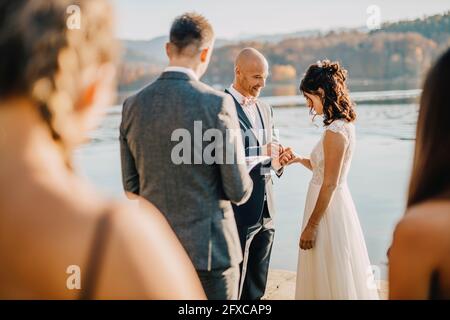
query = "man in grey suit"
xmin=119 ymin=13 xmax=253 ymax=300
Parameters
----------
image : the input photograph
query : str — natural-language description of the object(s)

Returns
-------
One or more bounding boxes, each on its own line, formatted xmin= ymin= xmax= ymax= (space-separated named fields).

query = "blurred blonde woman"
xmin=389 ymin=48 xmax=450 ymax=300
xmin=0 ymin=0 xmax=205 ymax=299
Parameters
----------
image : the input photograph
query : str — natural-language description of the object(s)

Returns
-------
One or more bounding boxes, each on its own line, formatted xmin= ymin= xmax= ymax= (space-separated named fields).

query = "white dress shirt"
xmin=227 ymin=85 xmax=265 ymax=140
xmin=228 ymin=85 xmax=284 ymax=172
xmin=164 ymin=66 xmax=198 ymax=81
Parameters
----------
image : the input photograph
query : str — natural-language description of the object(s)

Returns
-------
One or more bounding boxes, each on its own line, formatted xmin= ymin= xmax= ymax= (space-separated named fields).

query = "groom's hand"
xmin=263 ymin=143 xmax=295 ymax=169
xmin=270 ymin=147 xmax=294 ymax=171
xmin=262 ymin=142 xmax=283 ymax=158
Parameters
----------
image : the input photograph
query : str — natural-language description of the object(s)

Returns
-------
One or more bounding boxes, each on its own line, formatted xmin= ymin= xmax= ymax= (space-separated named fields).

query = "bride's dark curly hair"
xmin=300 ymin=60 xmax=356 ymax=126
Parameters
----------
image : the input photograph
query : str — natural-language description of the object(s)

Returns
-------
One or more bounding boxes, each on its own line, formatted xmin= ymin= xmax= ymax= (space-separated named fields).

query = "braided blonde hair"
xmin=0 ymin=0 xmax=118 ymax=168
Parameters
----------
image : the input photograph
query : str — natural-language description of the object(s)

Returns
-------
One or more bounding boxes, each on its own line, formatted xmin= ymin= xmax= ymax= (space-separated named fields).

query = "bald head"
xmin=235 ymin=48 xmax=268 ymax=70
xmin=233 ymin=48 xmax=269 ymax=97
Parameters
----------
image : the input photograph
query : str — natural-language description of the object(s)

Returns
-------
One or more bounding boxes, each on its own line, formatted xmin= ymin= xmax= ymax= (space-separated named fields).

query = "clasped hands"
xmin=262 ymin=142 xmax=298 ymax=168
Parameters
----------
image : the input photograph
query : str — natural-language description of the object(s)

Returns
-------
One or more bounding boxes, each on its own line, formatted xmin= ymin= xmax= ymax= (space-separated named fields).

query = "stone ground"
xmin=262 ymin=269 xmax=389 ymax=300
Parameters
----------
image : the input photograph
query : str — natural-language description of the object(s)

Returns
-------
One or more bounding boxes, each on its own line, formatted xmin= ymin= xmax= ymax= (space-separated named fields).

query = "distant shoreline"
xmin=116 ymin=87 xmax=421 ymax=109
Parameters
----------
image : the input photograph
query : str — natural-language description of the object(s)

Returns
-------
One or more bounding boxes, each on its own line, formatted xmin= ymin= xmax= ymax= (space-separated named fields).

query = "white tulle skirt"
xmin=295 ymin=182 xmax=379 ymax=300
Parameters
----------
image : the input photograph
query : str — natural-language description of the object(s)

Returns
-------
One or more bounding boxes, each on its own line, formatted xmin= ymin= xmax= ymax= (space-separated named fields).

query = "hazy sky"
xmin=112 ymin=0 xmax=450 ymax=40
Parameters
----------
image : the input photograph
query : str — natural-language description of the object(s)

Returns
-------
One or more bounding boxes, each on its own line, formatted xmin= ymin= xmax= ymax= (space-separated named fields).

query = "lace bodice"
xmin=310 ymin=119 xmax=355 ymax=186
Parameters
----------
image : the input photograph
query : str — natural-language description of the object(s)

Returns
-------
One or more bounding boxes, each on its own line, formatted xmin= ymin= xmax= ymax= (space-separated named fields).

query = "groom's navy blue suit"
xmin=225 ymin=89 xmax=283 ymax=300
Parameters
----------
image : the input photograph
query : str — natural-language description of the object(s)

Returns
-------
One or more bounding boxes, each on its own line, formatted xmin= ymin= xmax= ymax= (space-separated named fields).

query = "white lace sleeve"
xmin=325 ymin=120 xmax=349 ymax=141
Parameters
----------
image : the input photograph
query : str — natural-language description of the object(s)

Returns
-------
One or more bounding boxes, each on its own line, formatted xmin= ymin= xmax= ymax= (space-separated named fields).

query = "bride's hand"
xmin=278 ymin=147 xmax=293 ymax=166
xmin=300 ymin=223 xmax=318 ymax=250
xmin=283 ymin=151 xmax=302 ymax=166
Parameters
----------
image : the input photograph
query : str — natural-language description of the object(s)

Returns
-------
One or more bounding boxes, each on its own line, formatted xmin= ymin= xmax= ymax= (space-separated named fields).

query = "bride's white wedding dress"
xmin=295 ymin=119 xmax=379 ymax=300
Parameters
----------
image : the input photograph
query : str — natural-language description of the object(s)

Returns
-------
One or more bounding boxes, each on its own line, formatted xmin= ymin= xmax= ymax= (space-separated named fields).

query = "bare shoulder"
xmin=96 ymin=199 xmax=203 ymax=299
xmin=402 ymin=200 xmax=450 ymax=229
xmin=108 ymin=199 xmax=176 ymax=245
xmin=62 ymin=179 xmax=176 ymax=243
xmin=323 ymin=129 xmax=347 ymax=151
xmin=393 ymin=200 xmax=450 ymax=247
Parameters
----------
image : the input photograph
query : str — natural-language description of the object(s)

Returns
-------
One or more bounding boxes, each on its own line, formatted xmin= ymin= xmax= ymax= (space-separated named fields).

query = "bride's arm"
xmin=289 ymin=153 xmax=312 ymax=171
xmin=300 ymin=131 xmax=346 ymax=250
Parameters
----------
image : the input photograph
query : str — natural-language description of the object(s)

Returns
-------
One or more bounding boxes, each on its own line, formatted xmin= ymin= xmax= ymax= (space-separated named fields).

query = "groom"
xmin=225 ymin=48 xmax=293 ymax=300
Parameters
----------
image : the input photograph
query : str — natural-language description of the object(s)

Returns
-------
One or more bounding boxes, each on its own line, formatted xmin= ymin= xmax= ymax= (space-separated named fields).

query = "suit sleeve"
xmin=120 ymin=100 xmax=140 ymax=196
xmin=217 ymin=95 xmax=253 ymax=205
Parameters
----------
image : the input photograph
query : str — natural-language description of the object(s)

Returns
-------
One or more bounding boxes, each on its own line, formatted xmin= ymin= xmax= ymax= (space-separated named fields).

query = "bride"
xmin=288 ymin=60 xmax=379 ymax=299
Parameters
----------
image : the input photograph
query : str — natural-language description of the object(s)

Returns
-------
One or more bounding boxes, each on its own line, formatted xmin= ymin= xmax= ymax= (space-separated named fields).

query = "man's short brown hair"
xmin=169 ymin=12 xmax=214 ymax=54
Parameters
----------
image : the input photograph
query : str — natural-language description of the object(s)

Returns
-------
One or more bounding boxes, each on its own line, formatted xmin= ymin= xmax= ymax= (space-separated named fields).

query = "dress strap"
xmin=79 ymin=208 xmax=113 ymax=300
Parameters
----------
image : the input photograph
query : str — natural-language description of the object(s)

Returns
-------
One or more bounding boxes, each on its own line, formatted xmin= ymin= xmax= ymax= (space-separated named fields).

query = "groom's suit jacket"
xmin=225 ymin=89 xmax=283 ymax=228
xmin=120 ymin=71 xmax=253 ymax=271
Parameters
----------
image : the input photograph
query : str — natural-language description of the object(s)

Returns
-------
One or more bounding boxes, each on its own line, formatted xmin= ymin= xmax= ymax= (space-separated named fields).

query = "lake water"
xmin=74 ymin=91 xmax=418 ymax=280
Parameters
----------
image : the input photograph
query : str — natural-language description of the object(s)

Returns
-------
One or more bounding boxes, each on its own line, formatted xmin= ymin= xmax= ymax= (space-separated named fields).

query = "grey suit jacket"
xmin=249 ymin=99 xmax=283 ymax=221
xmin=120 ymin=71 xmax=253 ymax=271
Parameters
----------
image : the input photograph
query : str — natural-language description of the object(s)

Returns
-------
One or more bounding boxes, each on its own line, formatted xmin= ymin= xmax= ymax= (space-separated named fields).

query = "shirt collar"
xmin=164 ymin=66 xmax=198 ymax=81
xmin=228 ymin=84 xmax=247 ymax=105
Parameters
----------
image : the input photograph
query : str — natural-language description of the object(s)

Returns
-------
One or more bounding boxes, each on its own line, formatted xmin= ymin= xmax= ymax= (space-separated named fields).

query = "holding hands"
xmin=262 ymin=142 xmax=297 ymax=168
